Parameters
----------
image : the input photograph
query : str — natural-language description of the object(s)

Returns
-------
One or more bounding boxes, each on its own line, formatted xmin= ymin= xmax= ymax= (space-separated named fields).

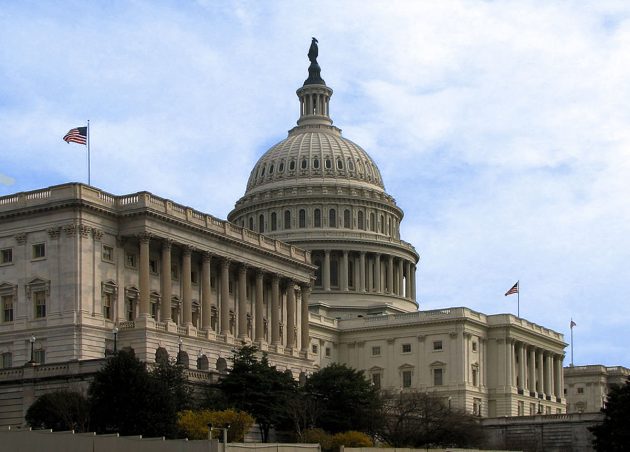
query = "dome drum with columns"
xmin=229 ymin=41 xmax=419 ymax=317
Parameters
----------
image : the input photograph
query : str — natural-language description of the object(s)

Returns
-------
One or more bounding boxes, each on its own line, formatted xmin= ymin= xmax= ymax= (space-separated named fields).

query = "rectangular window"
xmin=32 ymin=243 xmax=46 ymax=259
xmin=149 ymin=258 xmax=159 ymax=274
xmin=102 ymin=245 xmax=114 ymax=262
xmin=577 ymin=387 xmax=584 ymax=394
xmin=2 ymin=295 xmax=14 ymax=322
xmin=1 ymin=352 xmax=12 ymax=369
xmin=311 ymin=344 xmax=318 ymax=354
xmin=126 ymin=298 xmax=135 ymax=321
xmin=103 ymin=293 xmax=112 ymax=320
xmin=402 ymin=343 xmax=411 ymax=353
xmin=433 ymin=340 xmax=443 ymax=351
xmin=126 ymin=252 xmax=137 ymax=268
xmin=372 ymin=373 xmax=381 ymax=389
xmin=34 ymin=291 xmax=46 ymax=318
xmin=472 ymin=341 xmax=478 ymax=352
xmin=472 ymin=368 xmax=479 ymax=386
xmin=518 ymin=401 xmax=525 ymax=416
xmin=530 ymin=403 xmax=536 ymax=415
xmin=325 ymin=347 xmax=331 ymax=357
xmin=473 ymin=398 xmax=482 ymax=416
xmin=0 ymin=248 xmax=13 ymax=264
xmin=33 ymin=349 xmax=45 ymax=364
xmin=372 ymin=346 xmax=381 ymax=356
xmin=402 ymin=370 xmax=412 ymax=388
xmin=433 ymin=368 xmax=443 ymax=386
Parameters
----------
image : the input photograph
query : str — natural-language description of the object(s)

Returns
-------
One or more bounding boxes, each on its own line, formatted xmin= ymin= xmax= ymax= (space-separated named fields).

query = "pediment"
xmin=430 ymin=360 xmax=446 ymax=367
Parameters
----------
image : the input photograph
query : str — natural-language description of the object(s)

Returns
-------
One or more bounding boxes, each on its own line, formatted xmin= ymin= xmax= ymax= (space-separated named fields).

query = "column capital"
xmin=202 ymin=251 xmax=212 ymax=262
xmin=238 ymin=263 xmax=249 ymax=274
xmin=136 ymin=232 xmax=152 ymax=243
xmin=255 ymin=269 xmax=265 ymax=279
xmin=300 ymin=283 xmax=312 ymax=294
xmin=162 ymin=238 xmax=174 ymax=250
xmin=219 ymin=256 xmax=232 ymax=267
xmin=182 ymin=245 xmax=193 ymax=256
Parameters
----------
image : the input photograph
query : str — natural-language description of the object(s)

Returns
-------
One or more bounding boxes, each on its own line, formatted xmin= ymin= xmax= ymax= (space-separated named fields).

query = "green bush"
xmin=302 ymin=428 xmax=333 ymax=450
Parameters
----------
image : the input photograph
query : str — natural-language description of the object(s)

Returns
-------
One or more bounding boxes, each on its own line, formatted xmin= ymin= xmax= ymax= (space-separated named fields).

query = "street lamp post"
xmin=29 ymin=335 xmax=36 ymax=363
xmin=113 ymin=326 xmax=118 ymax=354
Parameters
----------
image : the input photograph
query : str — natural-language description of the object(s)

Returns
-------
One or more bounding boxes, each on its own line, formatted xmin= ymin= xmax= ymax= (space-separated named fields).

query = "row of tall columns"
xmin=316 ymin=249 xmax=416 ymax=298
xmin=134 ymin=234 xmax=311 ymax=352
xmin=513 ymin=341 xmax=564 ymax=400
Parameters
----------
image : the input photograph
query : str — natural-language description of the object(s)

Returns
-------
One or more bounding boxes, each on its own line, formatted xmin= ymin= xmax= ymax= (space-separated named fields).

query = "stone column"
xmin=528 ymin=347 xmax=536 ymax=394
xmin=405 ymin=260 xmax=412 ymax=299
xmin=238 ymin=265 xmax=248 ymax=340
xmin=160 ymin=240 xmax=172 ymax=322
xmin=359 ymin=252 xmax=366 ymax=292
xmin=341 ymin=250 xmax=349 ymax=291
xmin=387 ymin=255 xmax=394 ymax=293
xmin=255 ymin=271 xmax=265 ymax=342
xmin=554 ymin=355 xmax=562 ymax=399
xmin=220 ymin=258 xmax=231 ymax=336
xmin=544 ymin=353 xmax=553 ymax=397
xmin=271 ymin=274 xmax=280 ymax=345
xmin=323 ymin=250 xmax=331 ymax=291
xmin=374 ymin=253 xmax=381 ymax=293
xmin=182 ymin=246 xmax=192 ymax=326
xmin=411 ymin=265 xmax=417 ymax=300
xmin=398 ymin=259 xmax=404 ymax=296
xmin=286 ymin=281 xmax=295 ymax=349
xmin=301 ymin=284 xmax=310 ymax=352
xmin=201 ymin=252 xmax=212 ymax=330
xmin=138 ymin=233 xmax=151 ymax=317
xmin=367 ymin=255 xmax=373 ymax=292
xmin=518 ymin=343 xmax=527 ymax=390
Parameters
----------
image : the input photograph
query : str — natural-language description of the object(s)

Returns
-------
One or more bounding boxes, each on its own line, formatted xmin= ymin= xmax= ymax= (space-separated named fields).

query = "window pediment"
xmin=398 ymin=363 xmax=414 ymax=370
xmin=25 ymin=278 xmax=50 ymax=298
xmin=430 ymin=360 xmax=446 ymax=367
xmin=0 ymin=282 xmax=17 ymax=296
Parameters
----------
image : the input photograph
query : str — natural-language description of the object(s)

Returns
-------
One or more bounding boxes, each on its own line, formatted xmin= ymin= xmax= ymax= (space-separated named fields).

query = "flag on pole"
xmin=504 ymin=281 xmax=519 ymax=296
xmin=570 ymin=319 xmax=576 ymax=329
xmin=63 ymin=127 xmax=87 ymax=145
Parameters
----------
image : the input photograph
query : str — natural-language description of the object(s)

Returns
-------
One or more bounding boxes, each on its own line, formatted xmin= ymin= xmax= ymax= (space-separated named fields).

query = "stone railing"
xmin=0 ymin=183 xmax=312 ymax=265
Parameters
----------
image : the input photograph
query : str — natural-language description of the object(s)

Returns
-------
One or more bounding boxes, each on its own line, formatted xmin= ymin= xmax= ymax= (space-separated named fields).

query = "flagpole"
xmin=87 ymin=120 xmax=91 ymax=186
xmin=516 ymin=280 xmax=521 ymax=318
xmin=571 ymin=321 xmax=574 ymax=367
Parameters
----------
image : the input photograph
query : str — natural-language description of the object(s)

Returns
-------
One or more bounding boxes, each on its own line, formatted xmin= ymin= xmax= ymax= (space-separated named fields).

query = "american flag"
xmin=63 ymin=126 xmax=87 ymax=145
xmin=504 ymin=281 xmax=519 ymax=296
xmin=570 ymin=319 xmax=576 ymax=329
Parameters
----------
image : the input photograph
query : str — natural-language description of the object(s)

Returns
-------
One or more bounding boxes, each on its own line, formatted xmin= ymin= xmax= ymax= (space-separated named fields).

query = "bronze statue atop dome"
xmin=304 ymin=37 xmax=325 ymax=86
xmin=308 ymin=37 xmax=319 ymax=63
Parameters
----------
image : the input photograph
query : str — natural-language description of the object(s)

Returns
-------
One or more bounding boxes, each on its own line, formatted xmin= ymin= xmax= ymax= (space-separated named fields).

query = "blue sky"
xmin=1 ymin=1 xmax=629 ymax=367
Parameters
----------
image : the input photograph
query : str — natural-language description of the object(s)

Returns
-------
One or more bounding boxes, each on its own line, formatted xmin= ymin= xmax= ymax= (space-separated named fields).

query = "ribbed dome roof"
xmin=245 ymin=127 xmax=385 ymax=193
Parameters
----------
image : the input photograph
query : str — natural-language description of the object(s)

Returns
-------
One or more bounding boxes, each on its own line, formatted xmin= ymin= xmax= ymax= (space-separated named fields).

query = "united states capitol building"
xmin=0 ymin=42 xmax=567 ymax=426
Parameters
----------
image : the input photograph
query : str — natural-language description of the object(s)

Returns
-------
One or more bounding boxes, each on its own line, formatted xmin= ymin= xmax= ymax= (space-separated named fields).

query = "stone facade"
xmin=0 ymin=44 xmax=568 ymax=426
xmin=564 ymin=364 xmax=630 ymax=413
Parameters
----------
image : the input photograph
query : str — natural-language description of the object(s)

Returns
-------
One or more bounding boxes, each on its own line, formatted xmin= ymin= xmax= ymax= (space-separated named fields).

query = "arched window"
xmin=279 ymin=161 xmax=285 ymax=173
xmin=380 ymin=214 xmax=384 ymax=233
xmin=301 ymin=159 xmax=308 ymax=169
xmin=344 ymin=209 xmax=351 ymax=228
xmin=289 ymin=160 xmax=296 ymax=171
xmin=347 ymin=158 xmax=355 ymax=171
xmin=313 ymin=158 xmax=320 ymax=169
xmin=314 ymin=209 xmax=321 ymax=227
xmin=248 ymin=217 xmax=254 ymax=230
xmin=269 ymin=163 xmax=274 ymax=174
xmin=337 ymin=159 xmax=343 ymax=170
xmin=260 ymin=165 xmax=266 ymax=177
xmin=358 ymin=211 xmax=364 ymax=230
xmin=370 ymin=213 xmax=376 ymax=232
xmin=284 ymin=210 xmax=291 ymax=229
xmin=299 ymin=209 xmax=306 ymax=228
xmin=258 ymin=214 xmax=264 ymax=233
xmin=329 ymin=209 xmax=336 ymax=228
xmin=325 ymin=158 xmax=332 ymax=169
xmin=271 ymin=212 xmax=277 ymax=231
